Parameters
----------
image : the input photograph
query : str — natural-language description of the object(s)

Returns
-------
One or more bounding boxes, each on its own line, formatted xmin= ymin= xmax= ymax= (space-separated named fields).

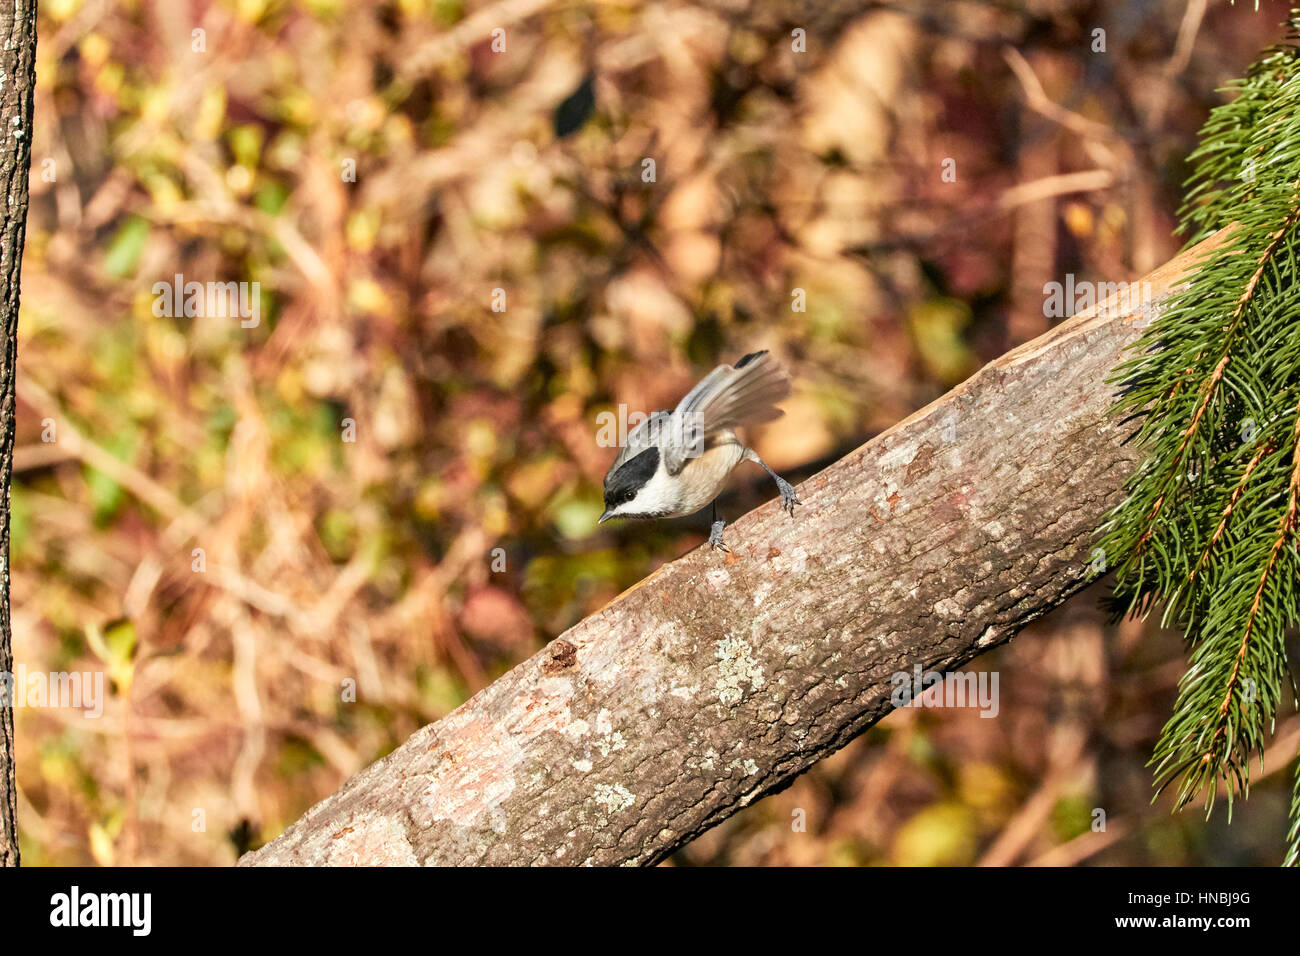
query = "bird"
xmin=598 ymin=350 xmax=800 ymax=551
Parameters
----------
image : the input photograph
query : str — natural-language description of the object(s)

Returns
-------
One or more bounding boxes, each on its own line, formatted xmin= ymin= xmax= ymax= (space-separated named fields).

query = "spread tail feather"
xmin=675 ymin=350 xmax=791 ymax=434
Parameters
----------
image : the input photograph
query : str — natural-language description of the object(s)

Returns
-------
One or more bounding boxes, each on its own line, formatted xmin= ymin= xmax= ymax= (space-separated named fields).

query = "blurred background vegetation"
xmin=10 ymin=0 xmax=1300 ymax=865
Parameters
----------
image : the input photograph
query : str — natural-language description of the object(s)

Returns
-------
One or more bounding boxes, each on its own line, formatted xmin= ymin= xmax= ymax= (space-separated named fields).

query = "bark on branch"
xmin=0 ymin=0 xmax=38 ymax=870
xmin=243 ymin=233 xmax=1226 ymax=867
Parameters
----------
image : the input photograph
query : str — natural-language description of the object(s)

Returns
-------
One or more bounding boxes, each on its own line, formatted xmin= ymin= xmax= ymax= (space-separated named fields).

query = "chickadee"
xmin=598 ymin=350 xmax=800 ymax=551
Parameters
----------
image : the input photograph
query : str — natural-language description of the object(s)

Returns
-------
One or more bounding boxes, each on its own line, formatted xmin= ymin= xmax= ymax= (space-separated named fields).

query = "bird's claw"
xmin=709 ymin=520 xmax=731 ymax=552
xmin=776 ymin=478 xmax=800 ymax=518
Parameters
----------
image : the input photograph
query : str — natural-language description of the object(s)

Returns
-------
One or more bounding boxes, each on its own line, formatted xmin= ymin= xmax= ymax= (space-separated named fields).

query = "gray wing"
xmin=663 ymin=350 xmax=791 ymax=474
xmin=606 ymin=409 xmax=671 ymax=478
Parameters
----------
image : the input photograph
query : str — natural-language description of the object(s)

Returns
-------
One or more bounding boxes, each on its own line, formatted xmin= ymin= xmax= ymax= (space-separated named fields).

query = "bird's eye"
xmin=623 ymin=491 xmax=635 ymax=504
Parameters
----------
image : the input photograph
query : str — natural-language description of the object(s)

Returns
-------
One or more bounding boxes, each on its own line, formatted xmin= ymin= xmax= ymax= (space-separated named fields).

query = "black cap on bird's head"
xmin=599 ymin=446 xmax=660 ymax=523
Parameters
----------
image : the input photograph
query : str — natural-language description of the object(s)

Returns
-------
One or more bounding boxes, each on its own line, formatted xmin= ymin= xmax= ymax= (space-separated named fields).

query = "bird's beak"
xmin=598 ymin=510 xmax=613 ymax=524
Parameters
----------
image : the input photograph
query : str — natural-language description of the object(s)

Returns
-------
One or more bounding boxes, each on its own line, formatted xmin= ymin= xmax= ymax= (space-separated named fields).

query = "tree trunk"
xmin=242 ymin=232 xmax=1228 ymax=867
xmin=0 ymin=0 xmax=37 ymax=869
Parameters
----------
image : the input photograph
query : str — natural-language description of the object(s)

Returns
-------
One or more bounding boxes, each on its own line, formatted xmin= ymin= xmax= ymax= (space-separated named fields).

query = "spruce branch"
xmin=1187 ymin=437 xmax=1276 ymax=583
xmin=1288 ymin=759 xmax=1300 ymax=866
xmin=1097 ymin=12 xmax=1300 ymax=863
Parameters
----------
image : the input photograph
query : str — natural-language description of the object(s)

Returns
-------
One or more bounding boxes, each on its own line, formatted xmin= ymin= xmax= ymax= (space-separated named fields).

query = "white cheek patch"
xmin=627 ymin=466 xmax=680 ymax=516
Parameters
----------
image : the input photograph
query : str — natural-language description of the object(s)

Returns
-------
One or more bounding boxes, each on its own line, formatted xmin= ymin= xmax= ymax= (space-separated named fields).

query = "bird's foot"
xmin=709 ymin=520 xmax=731 ymax=552
xmin=776 ymin=477 xmax=801 ymax=517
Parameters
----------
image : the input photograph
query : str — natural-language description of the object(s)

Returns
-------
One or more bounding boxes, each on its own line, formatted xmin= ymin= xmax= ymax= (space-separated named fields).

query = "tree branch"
xmin=0 ymin=0 xmax=38 ymax=870
xmin=242 ymin=232 xmax=1228 ymax=866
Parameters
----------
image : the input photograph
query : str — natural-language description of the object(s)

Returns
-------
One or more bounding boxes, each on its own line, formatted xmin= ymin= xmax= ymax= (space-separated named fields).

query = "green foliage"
xmin=102 ymin=216 xmax=150 ymax=278
xmin=1097 ymin=14 xmax=1300 ymax=864
xmin=84 ymin=440 xmax=133 ymax=527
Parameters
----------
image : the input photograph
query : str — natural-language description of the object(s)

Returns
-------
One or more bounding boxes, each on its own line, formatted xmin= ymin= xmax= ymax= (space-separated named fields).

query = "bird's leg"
xmin=709 ymin=499 xmax=730 ymax=552
xmin=743 ymin=448 xmax=800 ymax=517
